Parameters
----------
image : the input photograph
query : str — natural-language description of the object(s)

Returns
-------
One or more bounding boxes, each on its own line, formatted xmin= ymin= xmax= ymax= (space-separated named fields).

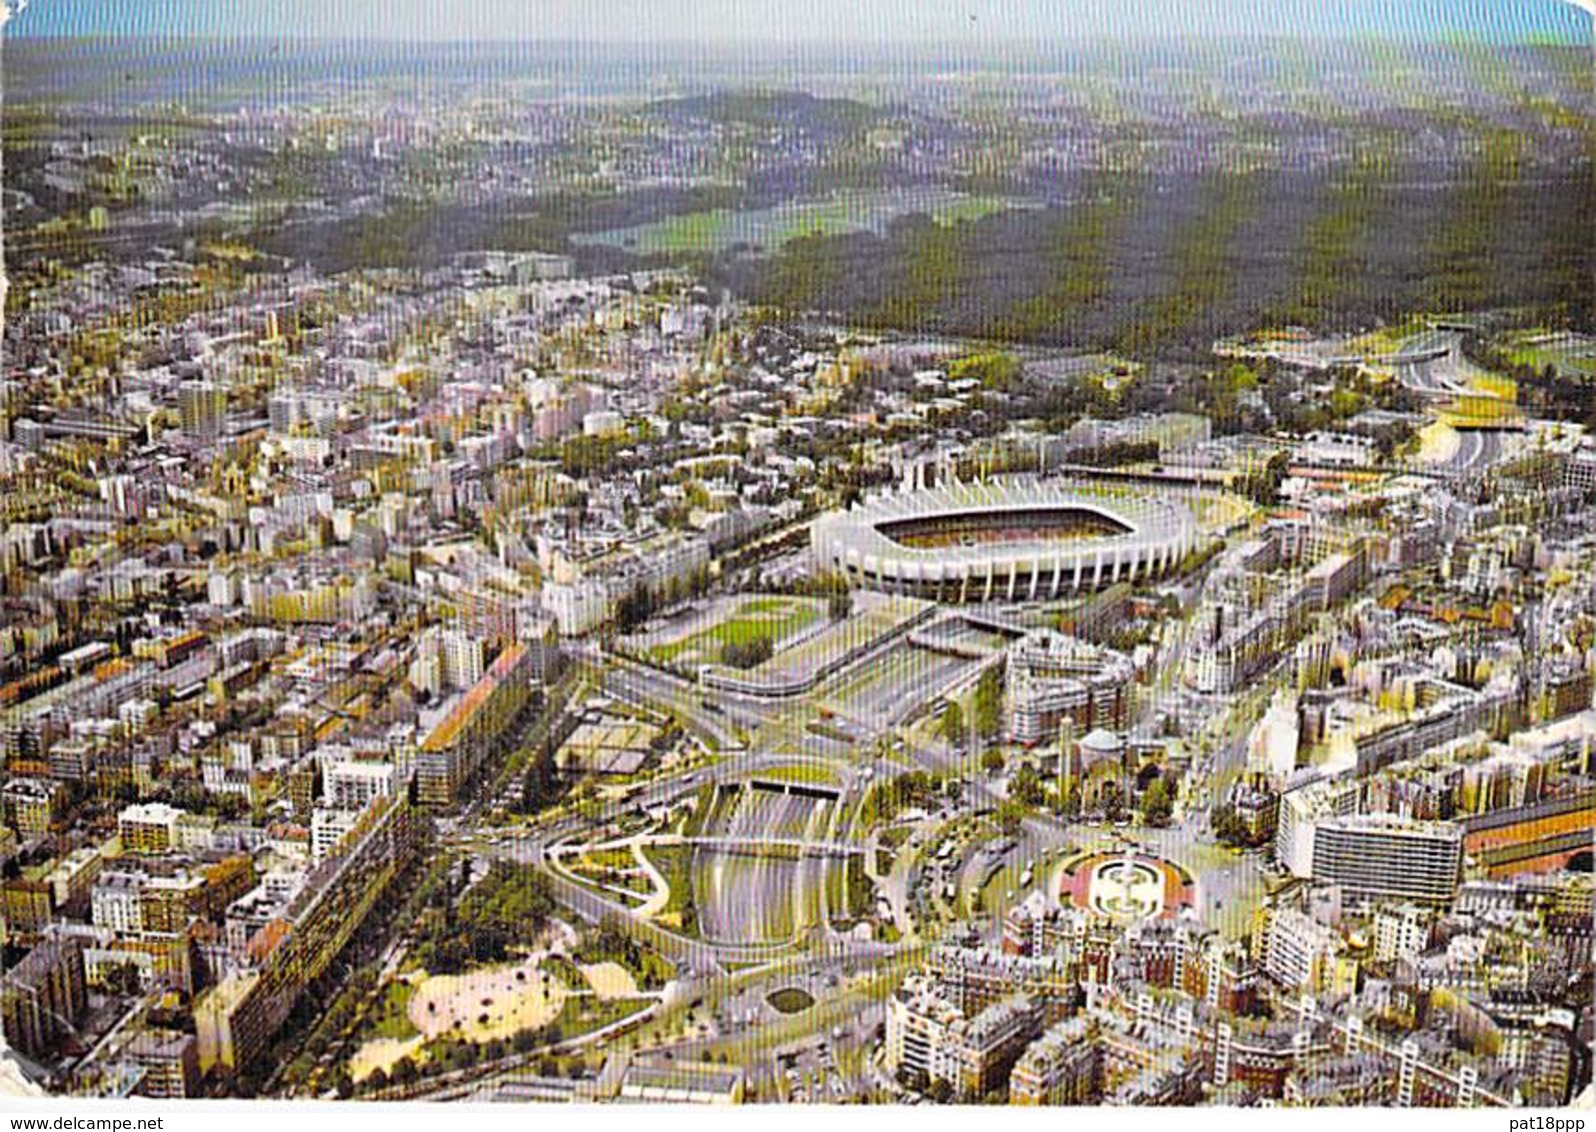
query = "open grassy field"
xmin=348 ymin=1034 xmax=426 ymax=1084
xmin=347 ymin=976 xmax=423 ymax=1082
xmin=1504 ymin=331 xmax=1596 ymax=379
xmin=565 ymin=857 xmax=656 ymax=900
xmin=639 ymin=843 xmax=698 ymax=934
xmin=580 ymin=961 xmax=641 ymax=1001
xmin=552 ymin=995 xmax=654 ymax=1040
xmin=744 ymin=594 xmax=928 ymax=684
xmin=648 ymin=596 xmax=823 ymax=667
xmin=571 ymin=189 xmax=1024 ymax=256
xmin=766 ymin=987 xmax=816 ymax=1015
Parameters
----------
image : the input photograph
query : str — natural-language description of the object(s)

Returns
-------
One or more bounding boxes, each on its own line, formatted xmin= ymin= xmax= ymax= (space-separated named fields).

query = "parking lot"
xmin=774 ymin=1033 xmax=856 ymax=1104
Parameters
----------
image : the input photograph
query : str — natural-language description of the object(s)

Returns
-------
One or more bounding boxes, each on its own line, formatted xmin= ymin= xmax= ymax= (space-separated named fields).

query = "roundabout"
xmin=1058 ymin=849 xmax=1197 ymax=922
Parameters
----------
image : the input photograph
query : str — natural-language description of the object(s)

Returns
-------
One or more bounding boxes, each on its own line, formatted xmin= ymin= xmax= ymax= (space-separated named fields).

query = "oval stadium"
xmin=810 ymin=477 xmax=1202 ymax=602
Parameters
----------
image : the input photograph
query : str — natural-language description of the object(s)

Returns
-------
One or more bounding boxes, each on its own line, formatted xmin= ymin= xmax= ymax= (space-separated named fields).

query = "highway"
xmin=1446 ymin=427 xmax=1503 ymax=475
xmin=466 ymin=592 xmax=1277 ymax=1012
xmin=421 ymin=575 xmax=1292 ymax=1113
xmin=1395 ymin=328 xmax=1514 ymax=414
xmin=461 ymin=816 xmax=898 ymax=973
xmin=696 ymin=787 xmax=817 ymax=945
xmin=1395 ymin=330 xmax=1468 ymax=396
xmin=822 ymin=640 xmax=986 ymax=732
xmin=1390 ymin=328 xmax=1519 ymax=480
xmin=594 ymin=656 xmax=753 ymax=752
xmin=454 ymin=720 xmax=896 ymax=973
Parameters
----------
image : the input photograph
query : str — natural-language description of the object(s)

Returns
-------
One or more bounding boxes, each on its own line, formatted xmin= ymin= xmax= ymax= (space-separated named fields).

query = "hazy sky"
xmin=8 ymin=0 xmax=1592 ymax=42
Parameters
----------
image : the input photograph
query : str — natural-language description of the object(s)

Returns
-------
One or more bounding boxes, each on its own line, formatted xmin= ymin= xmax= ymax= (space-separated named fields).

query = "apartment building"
xmin=0 ymin=936 xmax=86 ymax=1058
xmin=1312 ymin=814 xmax=1463 ymax=905
xmin=194 ymin=797 xmax=417 ymax=1074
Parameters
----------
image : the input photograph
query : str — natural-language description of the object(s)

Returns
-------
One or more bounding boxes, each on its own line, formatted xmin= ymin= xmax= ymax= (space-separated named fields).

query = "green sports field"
xmin=648 ymin=596 xmax=823 ymax=668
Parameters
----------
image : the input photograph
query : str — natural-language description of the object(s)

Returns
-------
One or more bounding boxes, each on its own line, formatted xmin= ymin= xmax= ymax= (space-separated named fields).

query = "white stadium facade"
xmin=811 ymin=477 xmax=1201 ymax=603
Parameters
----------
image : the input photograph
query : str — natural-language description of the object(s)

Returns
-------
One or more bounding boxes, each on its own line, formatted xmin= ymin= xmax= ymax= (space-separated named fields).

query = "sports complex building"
xmin=810 ymin=477 xmax=1203 ymax=603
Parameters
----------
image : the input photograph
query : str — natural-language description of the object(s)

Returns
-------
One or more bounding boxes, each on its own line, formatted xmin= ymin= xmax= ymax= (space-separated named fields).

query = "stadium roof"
xmin=813 ymin=477 xmax=1199 ymax=573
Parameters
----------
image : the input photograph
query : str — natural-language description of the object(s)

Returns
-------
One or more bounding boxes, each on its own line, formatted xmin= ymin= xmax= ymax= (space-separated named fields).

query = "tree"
xmin=973 ymin=664 xmax=1004 ymax=741
xmin=1240 ymin=450 xmax=1290 ymax=507
xmin=980 ymin=747 xmax=1005 ymax=775
xmin=939 ymin=701 xmax=965 ymax=748
xmin=102 ymin=960 xmax=143 ymax=998
xmin=949 ymin=352 xmax=1021 ymax=392
xmin=721 ymin=635 xmax=773 ymax=669
xmin=1140 ymin=779 xmax=1174 ymax=827
xmin=1210 ymin=802 xmax=1263 ymax=847
xmin=521 ymin=740 xmax=559 ymax=815
xmin=997 ymin=801 xmax=1027 ymax=835
xmin=592 ymin=915 xmax=631 ymax=959
xmin=1011 ymin=763 xmax=1045 ymax=808
xmin=1101 ymin=780 xmax=1126 ymax=823
xmin=615 ymin=583 xmax=658 ymax=631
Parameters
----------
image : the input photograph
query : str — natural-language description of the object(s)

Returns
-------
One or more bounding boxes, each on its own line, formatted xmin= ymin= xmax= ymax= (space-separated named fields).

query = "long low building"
xmin=415 ymin=642 xmax=535 ymax=807
xmin=194 ymin=797 xmax=418 ymax=1074
xmin=1311 ymin=814 xmax=1463 ymax=905
xmin=810 ymin=477 xmax=1202 ymax=603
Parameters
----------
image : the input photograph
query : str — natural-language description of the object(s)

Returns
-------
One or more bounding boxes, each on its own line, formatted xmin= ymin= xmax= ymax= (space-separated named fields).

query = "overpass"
xmin=746 ymin=778 xmax=842 ymax=801
xmin=678 ymin=835 xmax=863 ymax=858
xmin=1326 ymin=347 xmax=1450 ymax=369
xmin=503 ymin=830 xmax=890 ymax=972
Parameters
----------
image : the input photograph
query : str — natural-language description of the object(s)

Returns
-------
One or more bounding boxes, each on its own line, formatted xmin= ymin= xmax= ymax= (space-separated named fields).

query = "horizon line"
xmin=5 ymin=29 xmax=1586 ymax=46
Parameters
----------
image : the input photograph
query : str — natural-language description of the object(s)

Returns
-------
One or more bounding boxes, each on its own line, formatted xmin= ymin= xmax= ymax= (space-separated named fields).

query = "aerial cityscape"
xmin=1 ymin=0 xmax=1593 ymax=1111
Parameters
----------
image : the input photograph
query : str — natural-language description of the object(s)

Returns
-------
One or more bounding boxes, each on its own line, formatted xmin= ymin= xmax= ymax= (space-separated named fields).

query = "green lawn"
xmin=640 ymin=844 xmax=698 ymax=934
xmin=539 ymin=954 xmax=587 ymax=991
xmin=754 ymin=763 xmax=841 ymax=787
xmin=572 ymin=932 xmax=676 ymax=990
xmin=649 ymin=598 xmax=823 ymax=667
xmin=1507 ymin=346 xmax=1596 ymax=378
xmin=367 ymin=979 xmax=419 ymax=1040
xmin=583 ymin=847 xmax=639 ymax=870
xmin=567 ymin=859 xmax=655 ymax=899
xmin=553 ymin=995 xmax=654 ymax=1040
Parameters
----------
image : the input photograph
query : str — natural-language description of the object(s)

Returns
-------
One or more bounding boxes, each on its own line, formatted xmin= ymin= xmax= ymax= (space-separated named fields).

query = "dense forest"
xmin=712 ymin=165 xmax=1595 ymax=357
